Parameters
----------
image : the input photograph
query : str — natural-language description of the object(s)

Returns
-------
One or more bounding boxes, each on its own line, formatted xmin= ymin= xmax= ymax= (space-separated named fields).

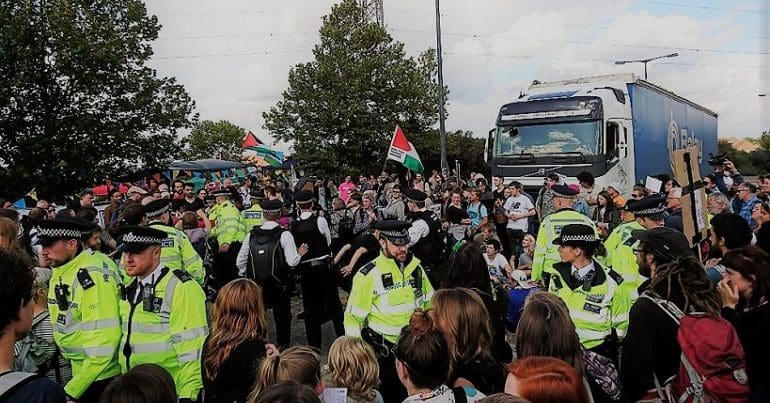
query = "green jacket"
xmin=532 ymin=208 xmax=598 ymax=281
xmin=119 ymin=267 xmax=208 ymax=400
xmin=547 ymin=261 xmax=626 ymax=349
xmin=344 ymin=252 xmax=434 ymax=344
xmin=240 ymin=204 xmax=264 ymax=232
xmin=48 ymin=250 xmax=122 ymax=399
xmin=208 ymin=201 xmax=244 ymax=245
xmin=148 ymin=222 xmax=206 ymax=286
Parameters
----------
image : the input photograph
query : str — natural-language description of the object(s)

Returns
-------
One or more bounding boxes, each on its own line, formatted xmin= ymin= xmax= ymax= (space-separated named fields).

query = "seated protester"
xmin=514 ymin=234 xmax=535 ymax=277
xmin=706 ymin=213 xmax=753 ymax=286
xmin=477 ymin=393 xmax=531 ymax=403
xmin=99 ymin=364 xmax=176 ymax=403
xmin=0 ymin=250 xmax=67 ymax=403
xmin=472 ymin=224 xmax=501 ymax=250
xmin=248 ymin=346 xmax=323 ymax=402
xmin=621 ymin=227 xmax=722 ymax=402
xmin=505 ymin=357 xmax=590 ymax=403
xmin=515 ymin=293 xmax=621 ymax=402
xmin=203 ymin=279 xmax=275 ymax=403
xmin=431 ymin=288 xmax=506 ymax=395
xmin=717 ymin=246 xmax=770 ymax=401
xmin=394 ymin=310 xmax=486 ymax=402
xmin=483 ymin=239 xmax=512 ymax=287
xmin=252 ymin=380 xmax=321 ymax=403
xmin=505 ymin=270 xmax=539 ymax=332
xmin=326 ymin=336 xmax=384 ymax=403
xmin=442 ymin=243 xmax=513 ymax=363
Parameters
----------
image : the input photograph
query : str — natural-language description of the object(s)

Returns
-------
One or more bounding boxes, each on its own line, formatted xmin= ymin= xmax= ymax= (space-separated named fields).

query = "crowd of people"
xmin=0 ymin=162 xmax=769 ymax=403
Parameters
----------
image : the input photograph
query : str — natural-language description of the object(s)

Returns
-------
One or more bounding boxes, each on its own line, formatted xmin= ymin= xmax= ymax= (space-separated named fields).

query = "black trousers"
xmin=211 ymin=241 xmax=241 ymax=291
xmin=260 ymin=278 xmax=293 ymax=348
xmin=77 ymin=377 xmax=115 ymax=403
xmin=495 ymin=222 xmax=512 ymax=260
xmin=507 ymin=229 xmax=526 ymax=266
xmin=299 ymin=263 xmax=344 ymax=349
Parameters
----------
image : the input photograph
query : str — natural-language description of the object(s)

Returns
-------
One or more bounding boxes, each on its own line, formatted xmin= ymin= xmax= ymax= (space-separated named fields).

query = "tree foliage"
xmin=0 ymin=0 xmax=196 ymax=200
xmin=263 ymin=0 xmax=445 ymax=176
xmin=718 ymin=131 xmax=770 ymax=175
xmin=184 ymin=120 xmax=245 ymax=161
xmin=407 ymin=130 xmax=488 ymax=176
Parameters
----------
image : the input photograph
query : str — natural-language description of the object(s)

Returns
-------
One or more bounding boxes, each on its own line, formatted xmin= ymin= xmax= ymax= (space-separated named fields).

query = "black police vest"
xmin=291 ymin=215 xmax=331 ymax=260
xmin=408 ymin=210 xmax=442 ymax=264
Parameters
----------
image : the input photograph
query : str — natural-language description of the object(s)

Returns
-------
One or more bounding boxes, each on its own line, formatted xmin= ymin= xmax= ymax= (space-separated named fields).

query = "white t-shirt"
xmin=484 ymin=253 xmax=509 ymax=279
xmin=504 ymin=194 xmax=534 ymax=231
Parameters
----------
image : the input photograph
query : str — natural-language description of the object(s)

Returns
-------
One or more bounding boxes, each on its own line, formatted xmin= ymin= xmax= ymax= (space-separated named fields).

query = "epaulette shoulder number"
xmin=607 ymin=268 xmax=624 ymax=285
xmin=172 ymin=269 xmax=193 ymax=283
xmin=358 ymin=262 xmax=376 ymax=275
xmin=77 ymin=269 xmax=95 ymax=290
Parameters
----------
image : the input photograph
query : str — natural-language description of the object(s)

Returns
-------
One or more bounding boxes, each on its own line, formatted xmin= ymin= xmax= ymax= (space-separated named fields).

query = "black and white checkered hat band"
xmin=37 ymin=228 xmax=81 ymax=239
xmin=553 ymin=192 xmax=577 ymax=199
xmin=145 ymin=203 xmax=171 ymax=217
xmin=561 ymin=234 xmax=597 ymax=243
xmin=122 ymin=232 xmax=163 ymax=245
xmin=381 ymin=230 xmax=408 ymax=238
xmin=635 ymin=206 xmax=666 ymax=216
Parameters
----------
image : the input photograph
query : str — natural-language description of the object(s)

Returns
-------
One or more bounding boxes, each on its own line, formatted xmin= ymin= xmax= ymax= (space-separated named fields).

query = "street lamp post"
xmin=615 ymin=53 xmax=679 ymax=80
xmin=435 ymin=0 xmax=448 ymax=177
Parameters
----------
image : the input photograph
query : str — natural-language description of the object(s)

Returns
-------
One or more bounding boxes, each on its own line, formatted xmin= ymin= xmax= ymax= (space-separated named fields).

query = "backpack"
xmin=0 ymin=371 xmax=40 ymax=400
xmin=246 ymin=228 xmax=287 ymax=283
xmin=641 ymin=294 xmax=749 ymax=403
xmin=337 ymin=210 xmax=355 ymax=242
xmin=581 ymin=346 xmax=622 ymax=401
xmin=13 ymin=312 xmax=60 ymax=377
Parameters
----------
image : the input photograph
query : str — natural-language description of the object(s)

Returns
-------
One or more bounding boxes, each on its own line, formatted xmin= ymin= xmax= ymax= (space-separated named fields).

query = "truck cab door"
xmin=486 ymin=128 xmax=495 ymax=163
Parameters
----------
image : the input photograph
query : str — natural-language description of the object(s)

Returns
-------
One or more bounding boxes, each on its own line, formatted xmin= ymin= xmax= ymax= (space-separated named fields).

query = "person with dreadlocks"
xmin=620 ymin=227 xmax=722 ymax=402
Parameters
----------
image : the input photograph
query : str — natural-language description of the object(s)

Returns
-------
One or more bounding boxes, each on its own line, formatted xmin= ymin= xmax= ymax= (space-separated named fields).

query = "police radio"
xmin=54 ymin=278 xmax=70 ymax=311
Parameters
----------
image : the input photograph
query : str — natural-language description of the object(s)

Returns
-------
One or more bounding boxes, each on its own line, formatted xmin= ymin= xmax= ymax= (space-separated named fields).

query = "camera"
xmin=707 ymin=153 xmax=727 ymax=167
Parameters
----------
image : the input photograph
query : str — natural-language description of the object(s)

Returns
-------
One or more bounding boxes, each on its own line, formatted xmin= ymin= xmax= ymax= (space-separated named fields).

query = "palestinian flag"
xmin=242 ymin=131 xmax=284 ymax=166
xmin=387 ymin=126 xmax=424 ymax=173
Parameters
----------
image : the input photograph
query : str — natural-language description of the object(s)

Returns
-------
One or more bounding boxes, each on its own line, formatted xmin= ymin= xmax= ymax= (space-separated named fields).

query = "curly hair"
xmin=649 ymin=255 xmax=721 ymax=317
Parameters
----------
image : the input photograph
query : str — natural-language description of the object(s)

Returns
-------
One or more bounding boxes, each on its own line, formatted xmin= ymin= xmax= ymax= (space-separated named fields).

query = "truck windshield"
xmin=494 ymin=121 xmax=601 ymax=157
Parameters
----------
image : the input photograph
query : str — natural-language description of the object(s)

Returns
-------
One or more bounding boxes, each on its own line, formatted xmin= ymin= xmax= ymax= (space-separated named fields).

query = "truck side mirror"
xmin=487 ymin=129 xmax=495 ymax=162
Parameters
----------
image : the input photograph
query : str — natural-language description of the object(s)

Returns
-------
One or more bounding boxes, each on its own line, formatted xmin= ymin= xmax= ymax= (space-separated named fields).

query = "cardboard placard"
xmin=671 ymin=147 xmax=709 ymax=248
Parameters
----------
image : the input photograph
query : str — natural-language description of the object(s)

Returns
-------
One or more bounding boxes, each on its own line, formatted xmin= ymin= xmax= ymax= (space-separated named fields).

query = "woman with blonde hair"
xmin=327 ymin=336 xmax=384 ymax=403
xmin=431 ymin=288 xmax=506 ymax=394
xmin=0 ymin=216 xmax=22 ymax=252
xmin=248 ymin=346 xmax=324 ymax=402
xmin=203 ymin=279 xmax=274 ymax=403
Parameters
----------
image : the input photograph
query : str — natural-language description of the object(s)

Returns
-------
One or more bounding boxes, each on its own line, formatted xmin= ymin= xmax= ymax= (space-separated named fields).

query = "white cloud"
xmin=145 ymin=0 xmax=768 ymax=157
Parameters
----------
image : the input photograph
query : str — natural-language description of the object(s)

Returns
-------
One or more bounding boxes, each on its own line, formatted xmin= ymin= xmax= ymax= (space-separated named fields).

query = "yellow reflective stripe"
xmin=159 ymin=256 xmax=179 ymax=263
xmin=614 ymin=312 xmax=630 ymax=323
xmin=183 ymin=256 xmax=200 ymax=266
xmin=344 ymin=325 xmax=362 ymax=338
xmin=172 ymin=326 xmax=208 ymax=343
xmin=347 ymin=305 xmax=369 ymax=318
xmin=575 ymin=327 xmax=610 ymax=341
xmin=570 ymin=309 xmax=610 ymax=323
xmin=376 ymin=302 xmax=417 ymax=315
xmin=368 ymin=322 xmax=404 ymax=337
xmin=125 ymin=322 xmax=170 ymax=334
xmin=54 ymin=317 xmax=120 ymax=334
xmin=178 ymin=349 xmax=202 ymax=363
xmin=130 ymin=341 xmax=174 ymax=354
xmin=60 ymin=345 xmax=117 ymax=357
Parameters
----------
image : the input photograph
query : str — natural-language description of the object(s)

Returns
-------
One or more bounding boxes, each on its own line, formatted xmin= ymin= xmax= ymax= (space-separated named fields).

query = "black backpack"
xmin=337 ymin=210 xmax=355 ymax=242
xmin=246 ymin=228 xmax=287 ymax=283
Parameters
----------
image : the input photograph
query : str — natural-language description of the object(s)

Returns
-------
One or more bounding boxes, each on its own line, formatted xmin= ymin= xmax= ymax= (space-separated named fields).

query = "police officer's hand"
xmin=298 ymin=243 xmax=309 ymax=256
xmin=219 ymin=243 xmax=230 ymax=253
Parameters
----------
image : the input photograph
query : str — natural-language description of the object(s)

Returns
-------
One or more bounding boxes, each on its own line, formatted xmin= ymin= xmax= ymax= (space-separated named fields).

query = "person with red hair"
xmin=504 ymin=357 xmax=590 ymax=403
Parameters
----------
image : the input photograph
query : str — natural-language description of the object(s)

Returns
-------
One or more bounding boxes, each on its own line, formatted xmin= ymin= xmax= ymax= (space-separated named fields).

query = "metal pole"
xmin=435 ymin=0 xmax=448 ymax=177
xmin=644 ymin=62 xmax=648 ymax=80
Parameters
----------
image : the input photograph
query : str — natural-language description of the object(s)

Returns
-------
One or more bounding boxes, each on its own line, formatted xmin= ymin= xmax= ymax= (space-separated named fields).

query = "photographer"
xmin=710 ymin=155 xmax=744 ymax=198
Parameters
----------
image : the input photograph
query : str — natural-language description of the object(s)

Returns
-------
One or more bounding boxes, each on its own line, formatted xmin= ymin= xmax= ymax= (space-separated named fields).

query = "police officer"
xmin=532 ymin=184 xmax=598 ymax=282
xmin=240 ymin=189 xmax=265 ymax=232
xmin=80 ymin=220 xmax=123 ymax=285
xmin=604 ymin=196 xmax=667 ymax=339
xmin=37 ymin=218 xmax=122 ymax=402
xmin=236 ymin=199 xmax=307 ymax=348
xmin=344 ymin=220 xmax=434 ymax=402
xmin=117 ymin=226 xmax=208 ymax=402
xmin=208 ymin=189 xmax=245 ymax=289
xmin=143 ymin=199 xmax=205 ymax=286
xmin=291 ymin=190 xmax=344 ymax=349
xmin=402 ymin=188 xmax=442 ymax=282
xmin=548 ymin=224 xmax=625 ymax=363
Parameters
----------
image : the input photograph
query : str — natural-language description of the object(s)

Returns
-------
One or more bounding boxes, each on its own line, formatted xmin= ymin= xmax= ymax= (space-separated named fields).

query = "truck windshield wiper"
xmin=513 ymin=153 xmax=536 ymax=163
xmin=553 ymin=152 xmax=586 ymax=162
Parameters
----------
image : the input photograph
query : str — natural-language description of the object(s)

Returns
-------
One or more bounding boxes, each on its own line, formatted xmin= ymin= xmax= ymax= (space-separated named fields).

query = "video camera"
xmin=707 ymin=153 xmax=728 ymax=167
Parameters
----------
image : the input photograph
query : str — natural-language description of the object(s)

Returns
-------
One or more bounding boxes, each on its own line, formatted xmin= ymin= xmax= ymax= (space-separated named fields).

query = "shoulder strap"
xmin=451 ymin=387 xmax=469 ymax=403
xmin=0 ymin=371 xmax=40 ymax=399
xmin=607 ymin=268 xmax=624 ymax=285
xmin=359 ymin=261 xmax=376 ymax=275
xmin=639 ymin=293 xmax=684 ymax=324
xmin=172 ymin=269 xmax=193 ymax=283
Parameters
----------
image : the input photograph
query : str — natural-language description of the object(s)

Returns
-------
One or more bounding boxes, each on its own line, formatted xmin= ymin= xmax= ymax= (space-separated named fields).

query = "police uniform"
xmin=240 ymin=189 xmax=265 ymax=232
xmin=38 ymin=218 xmax=122 ymax=402
xmin=80 ymin=220 xmax=124 ymax=286
xmin=344 ymin=220 xmax=434 ymax=402
xmin=532 ymin=184 xmax=598 ymax=281
xmin=208 ymin=189 xmax=245 ymax=289
xmin=402 ymin=188 xmax=443 ymax=281
xmin=144 ymin=199 xmax=206 ymax=286
xmin=546 ymin=224 xmax=625 ymax=361
xmin=604 ymin=196 xmax=667 ymax=339
xmin=236 ymin=199 xmax=304 ymax=347
xmin=117 ymin=226 xmax=208 ymax=402
xmin=291 ymin=190 xmax=345 ymax=349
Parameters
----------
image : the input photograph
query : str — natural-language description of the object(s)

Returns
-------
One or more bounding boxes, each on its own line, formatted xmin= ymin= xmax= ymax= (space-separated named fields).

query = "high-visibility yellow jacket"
xmin=532 ymin=208 xmax=598 ymax=281
xmin=148 ymin=221 xmax=206 ymax=286
xmin=546 ymin=261 xmax=627 ymax=349
xmin=119 ymin=267 xmax=208 ymax=400
xmin=240 ymin=204 xmax=264 ymax=232
xmin=48 ymin=250 xmax=122 ymax=399
xmin=88 ymin=248 xmax=123 ymax=285
xmin=344 ymin=252 xmax=434 ymax=344
xmin=208 ymin=201 xmax=244 ymax=245
xmin=604 ymin=220 xmax=646 ymax=339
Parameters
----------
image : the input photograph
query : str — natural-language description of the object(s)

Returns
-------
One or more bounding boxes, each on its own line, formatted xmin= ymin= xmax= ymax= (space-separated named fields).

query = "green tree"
xmin=408 ymin=130 xmax=488 ymax=176
xmin=0 ymin=0 xmax=196 ymax=200
xmin=184 ymin=120 xmax=245 ymax=161
xmin=263 ymin=0 xmax=445 ymax=176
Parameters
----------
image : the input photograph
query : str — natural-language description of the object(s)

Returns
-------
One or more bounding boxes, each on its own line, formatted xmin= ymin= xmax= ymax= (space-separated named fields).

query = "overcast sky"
xmin=145 ymin=0 xmax=769 ymax=151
